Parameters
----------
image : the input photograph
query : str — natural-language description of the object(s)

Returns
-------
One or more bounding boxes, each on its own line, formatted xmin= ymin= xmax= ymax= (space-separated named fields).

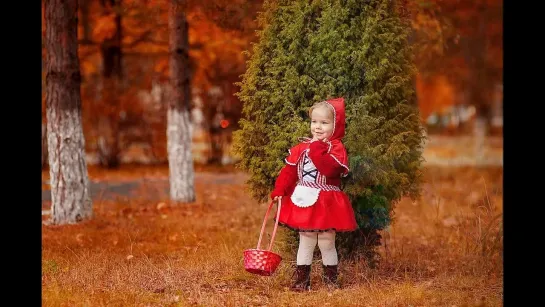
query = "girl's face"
xmin=310 ymin=106 xmax=334 ymax=141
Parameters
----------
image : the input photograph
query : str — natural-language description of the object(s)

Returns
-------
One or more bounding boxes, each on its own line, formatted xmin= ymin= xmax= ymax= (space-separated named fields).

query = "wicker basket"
xmin=243 ymin=198 xmax=283 ymax=276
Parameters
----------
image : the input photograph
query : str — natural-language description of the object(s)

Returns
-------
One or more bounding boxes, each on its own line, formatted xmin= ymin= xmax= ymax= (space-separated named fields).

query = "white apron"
xmin=291 ymin=151 xmax=321 ymax=208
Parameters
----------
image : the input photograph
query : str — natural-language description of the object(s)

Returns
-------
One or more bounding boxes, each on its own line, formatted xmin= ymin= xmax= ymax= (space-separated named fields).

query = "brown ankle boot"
xmin=290 ymin=265 xmax=311 ymax=292
xmin=322 ymin=265 xmax=340 ymax=289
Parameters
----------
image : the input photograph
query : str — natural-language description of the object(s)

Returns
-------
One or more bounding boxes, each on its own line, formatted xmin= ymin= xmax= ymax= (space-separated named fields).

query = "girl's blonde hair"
xmin=308 ymin=101 xmax=334 ymax=118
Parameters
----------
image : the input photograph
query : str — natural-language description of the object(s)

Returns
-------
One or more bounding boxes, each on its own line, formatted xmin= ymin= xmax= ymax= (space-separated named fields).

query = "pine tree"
xmin=233 ymin=0 xmax=425 ymax=263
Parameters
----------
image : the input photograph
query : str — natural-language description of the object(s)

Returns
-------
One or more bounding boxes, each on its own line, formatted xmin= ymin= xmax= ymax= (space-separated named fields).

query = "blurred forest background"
xmin=41 ymin=1 xmax=503 ymax=304
xmin=41 ymin=0 xmax=502 ymax=169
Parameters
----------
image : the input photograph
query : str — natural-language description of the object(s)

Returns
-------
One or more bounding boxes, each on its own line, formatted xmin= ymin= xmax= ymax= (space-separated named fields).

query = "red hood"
xmin=324 ymin=97 xmax=346 ymax=141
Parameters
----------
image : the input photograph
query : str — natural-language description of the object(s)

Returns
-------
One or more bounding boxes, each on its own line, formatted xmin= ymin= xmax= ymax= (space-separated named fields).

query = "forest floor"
xmin=421 ymin=135 xmax=502 ymax=167
xmin=42 ymin=161 xmax=503 ymax=306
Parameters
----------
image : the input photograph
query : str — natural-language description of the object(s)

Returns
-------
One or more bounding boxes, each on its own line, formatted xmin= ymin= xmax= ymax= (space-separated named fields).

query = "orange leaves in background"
xmin=80 ymin=53 xmax=101 ymax=75
xmin=43 ymin=0 xmax=263 ymax=137
xmin=93 ymin=14 xmax=118 ymax=42
xmin=154 ymin=58 xmax=169 ymax=74
xmin=416 ymin=74 xmax=455 ymax=120
xmin=185 ymin=8 xmax=252 ymax=89
xmin=43 ymin=0 xmax=258 ymax=86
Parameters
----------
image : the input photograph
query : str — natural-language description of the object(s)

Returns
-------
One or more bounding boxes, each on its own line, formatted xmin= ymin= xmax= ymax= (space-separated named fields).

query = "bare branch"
xmin=124 ymin=30 xmax=154 ymax=49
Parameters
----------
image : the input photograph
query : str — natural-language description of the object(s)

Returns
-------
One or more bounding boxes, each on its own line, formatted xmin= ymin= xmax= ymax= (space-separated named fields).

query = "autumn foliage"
xmin=409 ymin=0 xmax=503 ymax=118
xmin=41 ymin=0 xmax=503 ymax=170
xmin=42 ymin=0 xmax=265 ymax=167
xmin=41 ymin=0 xmax=502 ymax=174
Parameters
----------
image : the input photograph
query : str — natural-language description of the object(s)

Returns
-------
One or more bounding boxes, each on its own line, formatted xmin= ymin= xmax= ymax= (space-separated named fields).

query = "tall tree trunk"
xmin=98 ymin=0 xmax=123 ymax=168
xmin=79 ymin=0 xmax=92 ymax=43
xmin=42 ymin=122 xmax=48 ymax=169
xmin=167 ymin=0 xmax=195 ymax=202
xmin=471 ymin=1 xmax=490 ymax=161
xmin=45 ymin=0 xmax=93 ymax=225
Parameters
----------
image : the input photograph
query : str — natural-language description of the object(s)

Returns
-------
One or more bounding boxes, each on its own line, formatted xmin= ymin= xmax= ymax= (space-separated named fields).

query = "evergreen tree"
xmin=233 ymin=0 xmax=425 ymax=264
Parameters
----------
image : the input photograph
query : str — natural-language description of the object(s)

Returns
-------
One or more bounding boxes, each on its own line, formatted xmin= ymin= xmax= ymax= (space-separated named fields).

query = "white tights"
xmin=296 ymin=231 xmax=338 ymax=266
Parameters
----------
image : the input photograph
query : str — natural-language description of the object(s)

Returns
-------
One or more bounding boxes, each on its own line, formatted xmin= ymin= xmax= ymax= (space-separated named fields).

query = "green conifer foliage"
xmin=233 ymin=0 xmax=426 ymax=261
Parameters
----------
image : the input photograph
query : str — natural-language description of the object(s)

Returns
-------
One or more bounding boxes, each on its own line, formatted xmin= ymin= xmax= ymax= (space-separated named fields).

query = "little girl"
xmin=270 ymin=97 xmax=357 ymax=291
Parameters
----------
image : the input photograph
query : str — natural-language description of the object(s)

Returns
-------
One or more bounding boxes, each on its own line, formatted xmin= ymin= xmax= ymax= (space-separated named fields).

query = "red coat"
xmin=270 ymin=97 xmax=357 ymax=232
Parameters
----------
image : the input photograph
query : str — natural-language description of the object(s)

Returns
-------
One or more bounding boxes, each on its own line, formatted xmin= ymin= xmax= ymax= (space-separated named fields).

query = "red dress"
xmin=270 ymin=97 xmax=358 ymax=233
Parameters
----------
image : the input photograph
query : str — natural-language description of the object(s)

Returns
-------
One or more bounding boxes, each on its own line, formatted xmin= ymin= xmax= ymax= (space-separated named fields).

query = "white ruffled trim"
xmin=330 ymin=154 xmax=350 ymax=177
xmin=285 ymin=158 xmax=296 ymax=166
xmin=285 ymin=149 xmax=297 ymax=165
xmin=307 ymin=143 xmax=349 ymax=177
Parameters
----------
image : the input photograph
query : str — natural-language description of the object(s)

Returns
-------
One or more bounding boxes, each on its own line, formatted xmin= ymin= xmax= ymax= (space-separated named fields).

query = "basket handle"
xmin=256 ymin=197 xmax=282 ymax=251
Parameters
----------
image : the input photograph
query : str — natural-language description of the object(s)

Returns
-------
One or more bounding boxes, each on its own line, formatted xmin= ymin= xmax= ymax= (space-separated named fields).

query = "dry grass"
xmin=42 ymin=165 xmax=503 ymax=306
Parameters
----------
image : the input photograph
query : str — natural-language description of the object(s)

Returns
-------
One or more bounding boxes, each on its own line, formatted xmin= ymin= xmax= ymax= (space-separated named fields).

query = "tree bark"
xmin=471 ymin=1 xmax=490 ymax=160
xmin=42 ymin=123 xmax=48 ymax=169
xmin=97 ymin=0 xmax=123 ymax=168
xmin=167 ymin=0 xmax=195 ymax=202
xmin=45 ymin=0 xmax=93 ymax=224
